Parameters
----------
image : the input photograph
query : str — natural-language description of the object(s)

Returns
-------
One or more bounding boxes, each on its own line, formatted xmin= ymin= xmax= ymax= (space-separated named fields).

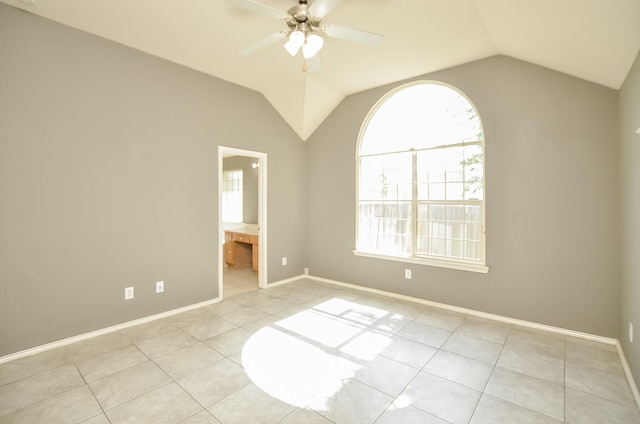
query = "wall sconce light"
xmin=251 ymin=162 xmax=260 ymax=169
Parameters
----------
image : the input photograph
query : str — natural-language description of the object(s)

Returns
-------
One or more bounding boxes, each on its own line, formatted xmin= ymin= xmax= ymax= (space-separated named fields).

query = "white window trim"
xmin=355 ymin=80 xmax=488 ymax=273
xmin=352 ymin=249 xmax=489 ymax=273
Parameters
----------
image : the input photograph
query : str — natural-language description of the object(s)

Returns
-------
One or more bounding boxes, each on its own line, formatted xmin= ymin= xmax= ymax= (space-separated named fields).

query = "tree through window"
xmin=356 ymin=82 xmax=486 ymax=271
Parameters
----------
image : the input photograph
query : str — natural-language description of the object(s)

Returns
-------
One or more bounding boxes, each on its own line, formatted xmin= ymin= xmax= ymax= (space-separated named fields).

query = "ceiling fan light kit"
xmin=228 ymin=0 xmax=383 ymax=71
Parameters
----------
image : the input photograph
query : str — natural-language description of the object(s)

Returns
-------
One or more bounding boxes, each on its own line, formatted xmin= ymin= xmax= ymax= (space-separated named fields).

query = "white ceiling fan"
xmin=227 ymin=0 xmax=384 ymax=72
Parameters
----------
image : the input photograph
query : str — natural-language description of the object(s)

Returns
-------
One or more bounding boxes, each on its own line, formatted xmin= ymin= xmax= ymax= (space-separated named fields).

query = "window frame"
xmin=353 ymin=81 xmax=488 ymax=273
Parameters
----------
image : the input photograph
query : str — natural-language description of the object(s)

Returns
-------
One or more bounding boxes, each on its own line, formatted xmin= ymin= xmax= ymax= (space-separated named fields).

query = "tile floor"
xmin=223 ymin=267 xmax=258 ymax=297
xmin=1 ymin=278 xmax=639 ymax=424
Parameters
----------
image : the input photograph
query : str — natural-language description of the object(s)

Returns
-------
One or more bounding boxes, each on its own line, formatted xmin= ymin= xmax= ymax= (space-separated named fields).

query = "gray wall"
xmin=619 ymin=50 xmax=640 ymax=387
xmin=306 ymin=56 xmax=620 ymax=338
xmin=0 ymin=4 xmax=306 ymax=356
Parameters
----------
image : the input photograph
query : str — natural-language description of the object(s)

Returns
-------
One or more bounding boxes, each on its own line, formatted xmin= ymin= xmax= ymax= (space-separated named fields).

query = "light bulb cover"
xmin=284 ymin=30 xmax=305 ymax=56
xmin=302 ymin=33 xmax=324 ymax=59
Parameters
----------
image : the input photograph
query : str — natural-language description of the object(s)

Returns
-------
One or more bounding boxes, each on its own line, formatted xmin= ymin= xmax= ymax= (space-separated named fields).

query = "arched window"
xmin=355 ymin=81 xmax=487 ymax=272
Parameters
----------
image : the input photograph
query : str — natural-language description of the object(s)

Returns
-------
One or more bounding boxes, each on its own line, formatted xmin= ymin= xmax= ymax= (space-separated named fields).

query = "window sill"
xmin=352 ymin=250 xmax=489 ymax=274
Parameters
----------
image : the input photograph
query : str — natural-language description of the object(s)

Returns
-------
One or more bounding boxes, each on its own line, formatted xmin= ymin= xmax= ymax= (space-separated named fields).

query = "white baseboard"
xmin=266 ymin=274 xmax=306 ymax=288
xmin=616 ymin=341 xmax=640 ymax=410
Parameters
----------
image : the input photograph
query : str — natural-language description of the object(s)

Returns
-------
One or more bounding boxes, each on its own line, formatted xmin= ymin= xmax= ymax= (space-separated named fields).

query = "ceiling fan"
xmin=227 ymin=0 xmax=384 ymax=72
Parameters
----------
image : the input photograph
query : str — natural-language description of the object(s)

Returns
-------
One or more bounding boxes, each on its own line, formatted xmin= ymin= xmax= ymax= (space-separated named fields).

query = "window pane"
xmin=358 ymin=201 xmax=412 ymax=255
xmin=359 ymin=152 xmax=412 ymax=201
xmin=222 ymin=170 xmax=243 ymax=223
xmin=360 ymin=84 xmax=483 ymax=156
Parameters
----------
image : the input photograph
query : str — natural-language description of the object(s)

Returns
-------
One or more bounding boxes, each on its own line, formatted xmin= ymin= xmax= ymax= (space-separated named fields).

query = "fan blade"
xmin=324 ymin=24 xmax=383 ymax=47
xmin=226 ymin=0 xmax=288 ymax=20
xmin=305 ymin=54 xmax=322 ymax=73
xmin=308 ymin=0 xmax=343 ymax=19
xmin=239 ymin=32 xmax=287 ymax=56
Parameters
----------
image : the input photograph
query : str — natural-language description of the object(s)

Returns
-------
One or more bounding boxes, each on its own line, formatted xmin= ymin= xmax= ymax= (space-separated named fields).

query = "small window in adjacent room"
xmin=355 ymin=81 xmax=488 ymax=273
xmin=222 ymin=169 xmax=243 ymax=223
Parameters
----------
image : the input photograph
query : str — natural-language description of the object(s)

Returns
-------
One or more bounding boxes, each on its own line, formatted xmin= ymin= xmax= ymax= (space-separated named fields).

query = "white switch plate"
xmin=125 ymin=286 xmax=134 ymax=300
xmin=156 ymin=281 xmax=164 ymax=293
xmin=405 ymin=269 xmax=412 ymax=279
xmin=282 ymin=257 xmax=287 ymax=266
xmin=304 ymin=267 xmax=309 ymax=275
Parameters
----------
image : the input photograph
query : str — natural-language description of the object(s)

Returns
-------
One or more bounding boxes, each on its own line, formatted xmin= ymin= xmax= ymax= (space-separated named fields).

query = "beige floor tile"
xmin=0 ymin=385 xmax=101 ymax=424
xmin=484 ymin=367 xmax=564 ymax=421
xmin=209 ymin=383 xmax=296 ymax=424
xmin=105 ymin=383 xmax=201 ymax=424
xmin=88 ymin=361 xmax=172 ymax=410
xmin=0 ymin=364 xmax=84 ymax=417
xmin=400 ymin=371 xmax=482 ymax=424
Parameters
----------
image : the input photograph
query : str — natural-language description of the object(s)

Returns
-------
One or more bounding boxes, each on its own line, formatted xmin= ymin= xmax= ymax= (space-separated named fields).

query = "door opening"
xmin=218 ymin=146 xmax=267 ymax=299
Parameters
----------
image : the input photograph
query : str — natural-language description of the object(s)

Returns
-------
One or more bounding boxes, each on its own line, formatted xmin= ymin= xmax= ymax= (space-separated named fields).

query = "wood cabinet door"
xmin=224 ymin=241 xmax=235 ymax=266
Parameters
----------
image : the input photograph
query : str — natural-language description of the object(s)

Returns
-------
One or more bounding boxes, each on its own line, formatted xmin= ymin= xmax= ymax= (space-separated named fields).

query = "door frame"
xmin=218 ymin=146 xmax=268 ymax=298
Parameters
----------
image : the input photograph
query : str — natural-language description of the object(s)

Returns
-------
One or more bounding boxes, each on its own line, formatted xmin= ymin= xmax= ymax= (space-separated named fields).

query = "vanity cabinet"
xmin=224 ymin=231 xmax=259 ymax=271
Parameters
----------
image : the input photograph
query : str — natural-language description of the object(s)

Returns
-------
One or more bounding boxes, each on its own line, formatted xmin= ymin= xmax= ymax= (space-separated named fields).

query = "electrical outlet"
xmin=304 ymin=267 xmax=309 ymax=275
xmin=282 ymin=257 xmax=287 ymax=266
xmin=156 ymin=281 xmax=164 ymax=293
xmin=405 ymin=269 xmax=412 ymax=279
xmin=630 ymin=322 xmax=634 ymax=343
xmin=125 ymin=286 xmax=134 ymax=300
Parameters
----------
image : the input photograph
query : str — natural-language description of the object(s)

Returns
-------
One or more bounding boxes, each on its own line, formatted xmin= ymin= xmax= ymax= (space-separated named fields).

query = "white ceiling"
xmin=4 ymin=0 xmax=640 ymax=140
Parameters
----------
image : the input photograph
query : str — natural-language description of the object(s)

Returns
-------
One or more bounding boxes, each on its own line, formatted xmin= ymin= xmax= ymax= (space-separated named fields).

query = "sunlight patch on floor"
xmin=241 ymin=298 xmax=395 ymax=410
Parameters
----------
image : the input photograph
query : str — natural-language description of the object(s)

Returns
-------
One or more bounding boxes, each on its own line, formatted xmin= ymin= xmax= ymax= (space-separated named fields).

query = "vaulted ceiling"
xmin=3 ymin=0 xmax=639 ymax=140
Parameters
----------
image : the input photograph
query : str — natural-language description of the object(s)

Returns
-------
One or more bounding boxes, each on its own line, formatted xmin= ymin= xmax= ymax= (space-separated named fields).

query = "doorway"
xmin=218 ymin=146 xmax=267 ymax=300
